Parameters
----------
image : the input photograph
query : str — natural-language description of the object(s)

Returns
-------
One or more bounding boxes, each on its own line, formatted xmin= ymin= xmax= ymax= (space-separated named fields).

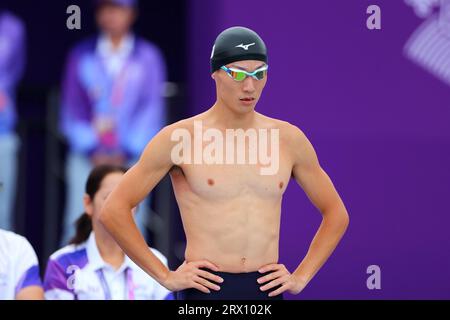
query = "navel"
xmin=279 ymin=181 xmax=284 ymax=189
xmin=207 ymin=178 xmax=215 ymax=186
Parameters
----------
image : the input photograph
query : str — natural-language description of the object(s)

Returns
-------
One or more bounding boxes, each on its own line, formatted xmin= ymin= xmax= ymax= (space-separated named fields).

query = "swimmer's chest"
xmin=176 ymin=160 xmax=292 ymax=200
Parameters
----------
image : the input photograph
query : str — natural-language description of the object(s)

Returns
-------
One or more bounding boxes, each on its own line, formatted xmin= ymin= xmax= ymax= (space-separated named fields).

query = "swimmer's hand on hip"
xmin=162 ymin=260 xmax=224 ymax=293
xmin=257 ymin=263 xmax=308 ymax=297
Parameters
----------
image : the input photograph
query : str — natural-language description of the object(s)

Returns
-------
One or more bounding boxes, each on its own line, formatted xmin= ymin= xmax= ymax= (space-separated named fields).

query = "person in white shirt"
xmin=0 ymin=229 xmax=44 ymax=299
xmin=43 ymin=164 xmax=172 ymax=300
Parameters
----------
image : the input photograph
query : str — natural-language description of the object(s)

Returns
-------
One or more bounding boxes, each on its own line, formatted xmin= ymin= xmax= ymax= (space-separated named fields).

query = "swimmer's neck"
xmin=93 ymin=225 xmax=125 ymax=271
xmin=208 ymin=101 xmax=257 ymax=129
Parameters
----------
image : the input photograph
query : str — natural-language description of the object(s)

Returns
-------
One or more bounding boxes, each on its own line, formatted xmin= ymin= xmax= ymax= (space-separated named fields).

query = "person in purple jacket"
xmin=60 ymin=0 xmax=167 ymax=243
xmin=0 ymin=10 xmax=26 ymax=231
xmin=44 ymin=165 xmax=172 ymax=300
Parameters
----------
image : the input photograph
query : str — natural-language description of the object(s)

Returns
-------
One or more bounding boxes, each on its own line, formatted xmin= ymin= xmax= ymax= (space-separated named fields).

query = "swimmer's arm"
xmin=290 ymin=125 xmax=349 ymax=289
xmin=100 ymin=125 xmax=175 ymax=284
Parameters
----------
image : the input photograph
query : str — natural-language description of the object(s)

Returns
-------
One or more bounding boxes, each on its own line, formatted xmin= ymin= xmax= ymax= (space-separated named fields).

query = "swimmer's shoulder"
xmin=254 ymin=112 xmax=308 ymax=144
xmin=157 ymin=114 xmax=206 ymax=138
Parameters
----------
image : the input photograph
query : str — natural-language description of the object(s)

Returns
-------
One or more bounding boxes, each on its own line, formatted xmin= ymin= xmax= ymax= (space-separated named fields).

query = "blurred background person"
xmin=0 ymin=9 xmax=26 ymax=231
xmin=60 ymin=0 xmax=167 ymax=244
xmin=0 ymin=228 xmax=44 ymax=299
xmin=404 ymin=0 xmax=450 ymax=85
xmin=44 ymin=165 xmax=173 ymax=300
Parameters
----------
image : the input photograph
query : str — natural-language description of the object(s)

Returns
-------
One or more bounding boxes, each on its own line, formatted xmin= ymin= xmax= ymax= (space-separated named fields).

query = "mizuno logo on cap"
xmin=235 ymin=43 xmax=255 ymax=50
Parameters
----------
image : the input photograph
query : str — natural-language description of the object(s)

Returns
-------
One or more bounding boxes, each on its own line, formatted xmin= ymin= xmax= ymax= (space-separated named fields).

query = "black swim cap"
xmin=210 ymin=26 xmax=268 ymax=73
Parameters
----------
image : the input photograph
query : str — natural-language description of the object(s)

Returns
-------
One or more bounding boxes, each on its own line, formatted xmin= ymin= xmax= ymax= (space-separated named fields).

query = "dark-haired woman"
xmin=43 ymin=165 xmax=172 ymax=300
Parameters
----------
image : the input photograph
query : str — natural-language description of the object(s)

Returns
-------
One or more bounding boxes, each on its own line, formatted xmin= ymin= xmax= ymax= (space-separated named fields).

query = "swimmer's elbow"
xmin=99 ymin=203 xmax=112 ymax=228
xmin=335 ymin=205 xmax=349 ymax=234
xmin=99 ymin=197 xmax=118 ymax=228
xmin=323 ymin=202 xmax=349 ymax=233
xmin=100 ymin=195 xmax=132 ymax=231
xmin=340 ymin=209 xmax=350 ymax=232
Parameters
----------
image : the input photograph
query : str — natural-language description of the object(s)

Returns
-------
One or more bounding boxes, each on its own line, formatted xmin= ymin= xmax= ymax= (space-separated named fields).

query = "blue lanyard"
xmin=96 ymin=268 xmax=132 ymax=300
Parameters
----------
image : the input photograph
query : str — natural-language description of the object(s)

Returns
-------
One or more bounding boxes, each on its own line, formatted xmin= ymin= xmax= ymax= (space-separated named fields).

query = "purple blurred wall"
xmin=188 ymin=0 xmax=450 ymax=299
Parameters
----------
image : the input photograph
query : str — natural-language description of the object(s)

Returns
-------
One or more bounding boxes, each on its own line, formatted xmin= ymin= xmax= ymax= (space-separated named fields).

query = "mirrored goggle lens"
xmin=230 ymin=70 xmax=247 ymax=81
xmin=254 ymin=69 xmax=267 ymax=80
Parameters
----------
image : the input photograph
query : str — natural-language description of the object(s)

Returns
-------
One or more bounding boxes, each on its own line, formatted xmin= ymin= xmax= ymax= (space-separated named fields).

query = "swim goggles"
xmin=220 ymin=65 xmax=268 ymax=81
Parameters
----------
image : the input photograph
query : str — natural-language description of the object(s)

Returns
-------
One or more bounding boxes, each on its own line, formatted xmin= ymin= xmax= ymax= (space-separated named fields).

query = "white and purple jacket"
xmin=0 ymin=229 xmax=43 ymax=299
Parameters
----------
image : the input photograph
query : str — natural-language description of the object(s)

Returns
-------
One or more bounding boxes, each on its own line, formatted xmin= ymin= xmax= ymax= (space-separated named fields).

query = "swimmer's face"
xmin=96 ymin=3 xmax=136 ymax=37
xmin=84 ymin=172 xmax=124 ymax=221
xmin=213 ymin=60 xmax=268 ymax=114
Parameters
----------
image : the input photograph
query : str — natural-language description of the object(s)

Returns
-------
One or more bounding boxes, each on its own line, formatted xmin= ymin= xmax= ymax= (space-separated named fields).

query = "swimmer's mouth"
xmin=239 ymin=97 xmax=255 ymax=102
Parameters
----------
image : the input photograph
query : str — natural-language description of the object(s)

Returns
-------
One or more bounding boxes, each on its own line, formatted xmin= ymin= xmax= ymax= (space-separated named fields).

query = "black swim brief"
xmin=176 ymin=270 xmax=284 ymax=300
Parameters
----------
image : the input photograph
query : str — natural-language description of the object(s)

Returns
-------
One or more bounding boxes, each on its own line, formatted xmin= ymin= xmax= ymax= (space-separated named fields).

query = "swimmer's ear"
xmin=83 ymin=194 xmax=94 ymax=217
